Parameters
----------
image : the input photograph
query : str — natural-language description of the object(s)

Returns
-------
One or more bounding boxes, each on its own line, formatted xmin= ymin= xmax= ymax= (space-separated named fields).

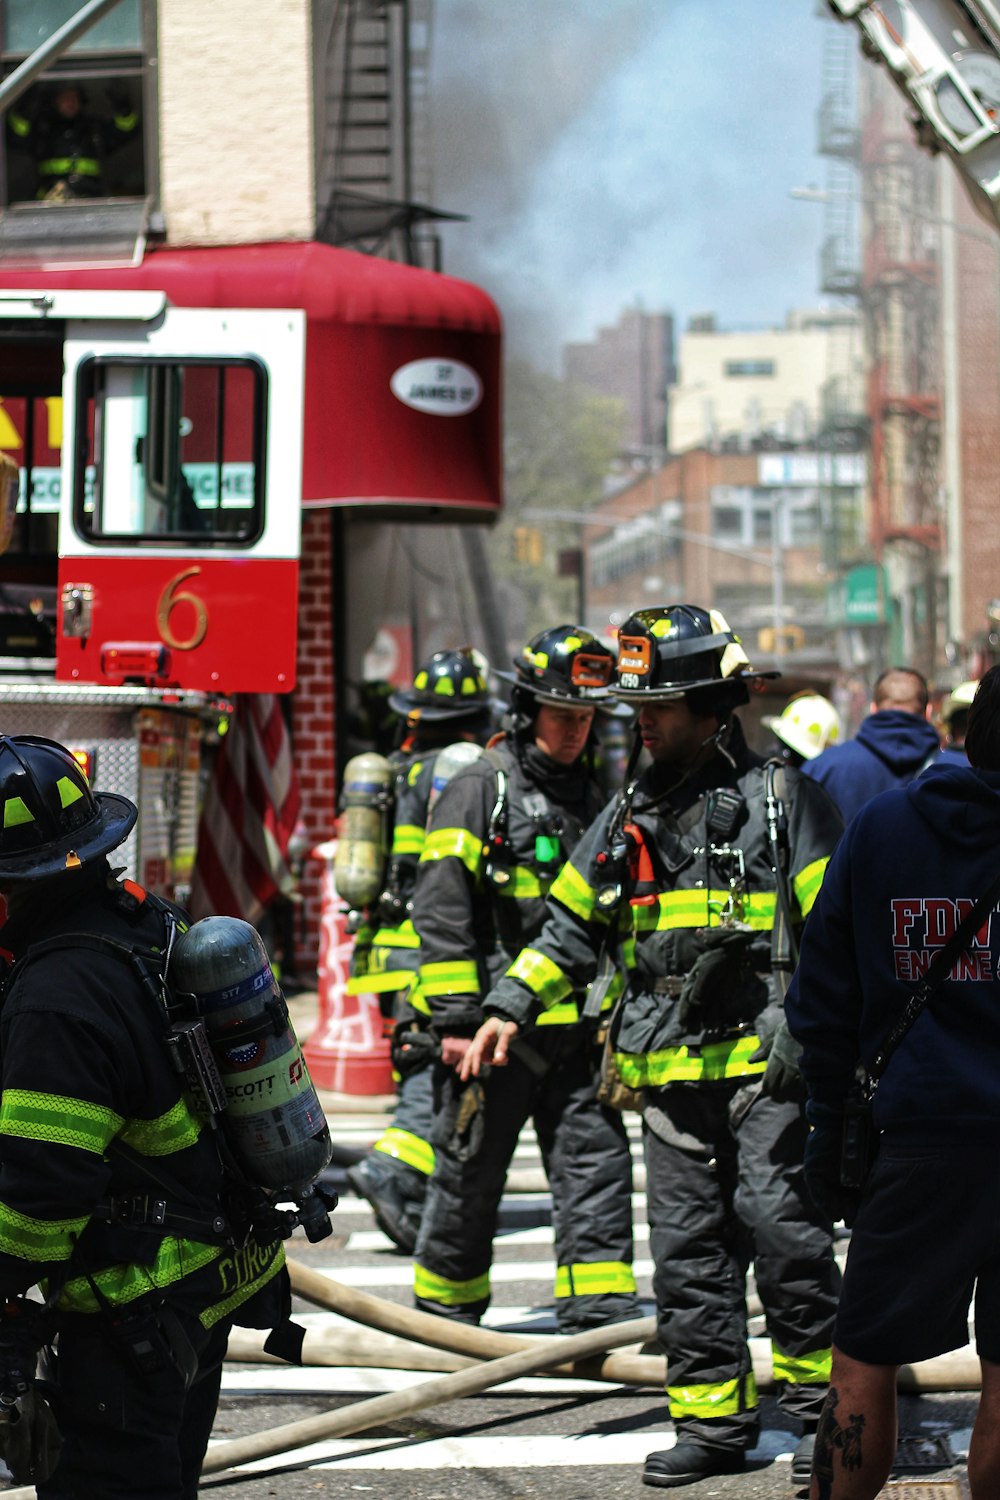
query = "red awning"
xmin=0 ymin=241 xmax=503 ymax=515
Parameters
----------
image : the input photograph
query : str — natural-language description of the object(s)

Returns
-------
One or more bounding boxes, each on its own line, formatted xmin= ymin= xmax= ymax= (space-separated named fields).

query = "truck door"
xmin=58 ymin=305 xmax=304 ymax=693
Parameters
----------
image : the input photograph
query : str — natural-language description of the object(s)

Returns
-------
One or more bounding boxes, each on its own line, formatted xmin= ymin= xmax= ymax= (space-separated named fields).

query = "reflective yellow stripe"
xmin=374 ymin=1127 xmax=436 ymax=1177
xmin=506 ymin=948 xmax=573 ymax=1009
xmin=496 ymin=867 xmax=551 ymax=899
xmin=793 ymin=857 xmax=829 ymax=917
xmin=772 ymin=1345 xmax=832 ymax=1386
xmin=59 ymin=1237 xmax=222 ymax=1313
xmin=414 ymin=1264 xmax=490 ymax=1306
xmin=39 ymin=157 xmax=101 ymax=176
xmin=119 ymin=1097 xmax=203 ymax=1156
xmin=549 ymin=861 xmax=603 ymax=922
xmin=201 ymin=1240 xmax=286 ymax=1329
xmin=421 ymin=826 xmax=482 ymax=877
xmin=391 ymin=824 xmax=425 ymax=857
xmin=347 ymin=966 xmax=417 ymax=995
xmin=632 ymin=890 xmax=776 ymax=932
xmin=668 ymin=1373 xmax=758 ymax=1420
xmin=113 ymin=110 xmax=139 ymax=131
xmin=371 ymin=919 xmax=420 ymax=949
xmin=417 ymin=959 xmax=480 ymax=997
xmin=8 ymin=112 xmax=30 ymax=138
xmin=536 ymin=1000 xmax=581 ymax=1025
xmin=554 ymin=1261 xmax=637 ymax=1298
xmin=0 ymin=1089 xmax=121 ymax=1154
xmin=617 ymin=1034 xmax=766 ymax=1087
xmin=0 ymin=1201 xmax=89 ymax=1263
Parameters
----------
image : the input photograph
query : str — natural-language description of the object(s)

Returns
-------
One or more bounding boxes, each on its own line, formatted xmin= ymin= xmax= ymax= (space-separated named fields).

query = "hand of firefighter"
xmin=459 ymin=1016 xmax=520 ymax=1080
xmin=751 ymin=1003 xmax=805 ymax=1103
xmin=803 ymin=1101 xmax=862 ymax=1227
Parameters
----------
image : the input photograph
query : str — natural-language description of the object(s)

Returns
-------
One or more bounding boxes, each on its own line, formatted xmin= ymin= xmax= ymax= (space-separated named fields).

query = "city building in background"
xmin=667 ymin=306 xmax=864 ymax=456
xmin=562 ymin=306 xmax=674 ymax=464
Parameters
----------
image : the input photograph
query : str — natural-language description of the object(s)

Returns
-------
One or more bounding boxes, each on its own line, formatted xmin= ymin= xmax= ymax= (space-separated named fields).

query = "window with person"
xmin=1 ymin=0 xmax=149 ymax=206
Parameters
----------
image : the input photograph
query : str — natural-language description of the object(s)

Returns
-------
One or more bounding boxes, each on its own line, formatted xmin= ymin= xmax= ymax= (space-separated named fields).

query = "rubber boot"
xmin=347 ymin=1154 xmax=424 ymax=1253
xmin=642 ymin=1442 xmax=746 ymax=1488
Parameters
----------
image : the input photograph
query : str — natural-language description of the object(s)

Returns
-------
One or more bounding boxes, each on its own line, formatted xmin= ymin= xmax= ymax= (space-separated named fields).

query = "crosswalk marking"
xmin=298 ymin=1257 xmax=657 ymax=1289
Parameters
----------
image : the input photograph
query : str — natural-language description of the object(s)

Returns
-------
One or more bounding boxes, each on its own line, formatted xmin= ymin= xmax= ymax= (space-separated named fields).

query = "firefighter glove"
xmin=751 ymin=1004 xmax=805 ymax=1103
xmin=0 ymin=1301 xmax=61 ymax=1484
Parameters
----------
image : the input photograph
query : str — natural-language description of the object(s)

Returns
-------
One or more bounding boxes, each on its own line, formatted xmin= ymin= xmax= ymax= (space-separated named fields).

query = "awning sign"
xmin=390 ymin=358 xmax=483 ymax=416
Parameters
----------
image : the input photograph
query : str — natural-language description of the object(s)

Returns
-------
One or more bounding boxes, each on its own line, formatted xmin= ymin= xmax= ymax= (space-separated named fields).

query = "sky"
xmin=429 ymin=0 xmax=833 ymax=369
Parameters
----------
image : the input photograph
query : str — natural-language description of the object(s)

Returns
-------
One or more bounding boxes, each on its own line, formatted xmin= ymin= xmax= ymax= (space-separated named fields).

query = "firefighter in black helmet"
xmin=466 ymin=606 xmax=845 ymax=1488
xmin=410 ymin=625 xmax=642 ymax=1333
xmin=0 ymin=736 xmax=288 ymax=1496
xmin=346 ymin=648 xmax=494 ymax=1251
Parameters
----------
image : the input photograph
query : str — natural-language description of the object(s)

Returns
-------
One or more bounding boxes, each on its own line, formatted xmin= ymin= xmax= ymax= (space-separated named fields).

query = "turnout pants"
xmin=39 ymin=1300 xmax=230 ymax=1500
xmin=414 ymin=1029 xmax=639 ymax=1332
xmin=643 ymin=1082 xmax=840 ymax=1453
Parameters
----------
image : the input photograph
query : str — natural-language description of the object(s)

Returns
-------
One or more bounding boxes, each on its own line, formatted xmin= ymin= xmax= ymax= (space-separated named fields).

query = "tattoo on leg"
xmin=813 ymin=1386 xmax=867 ymax=1497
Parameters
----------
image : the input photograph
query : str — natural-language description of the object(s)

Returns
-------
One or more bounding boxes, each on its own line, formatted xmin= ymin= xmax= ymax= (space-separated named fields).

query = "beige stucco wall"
xmin=157 ymin=0 xmax=315 ymax=245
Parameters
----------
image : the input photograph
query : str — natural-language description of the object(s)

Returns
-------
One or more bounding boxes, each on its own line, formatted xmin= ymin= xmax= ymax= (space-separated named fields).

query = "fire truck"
xmin=0 ymin=243 xmax=502 ymax=905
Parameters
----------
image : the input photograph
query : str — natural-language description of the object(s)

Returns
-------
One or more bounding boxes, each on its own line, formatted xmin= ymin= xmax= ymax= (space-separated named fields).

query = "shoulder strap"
xmin=764 ymin=760 xmax=799 ymax=986
xmin=868 ymin=868 xmax=1000 ymax=1092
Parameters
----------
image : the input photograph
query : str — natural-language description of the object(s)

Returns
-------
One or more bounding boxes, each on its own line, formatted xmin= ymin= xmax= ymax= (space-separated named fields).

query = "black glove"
xmin=804 ymin=1101 xmax=861 ymax=1226
xmin=751 ymin=1003 xmax=805 ymax=1103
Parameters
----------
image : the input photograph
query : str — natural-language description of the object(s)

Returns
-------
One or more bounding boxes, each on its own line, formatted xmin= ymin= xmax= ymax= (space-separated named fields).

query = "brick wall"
xmin=291 ymin=508 xmax=336 ymax=978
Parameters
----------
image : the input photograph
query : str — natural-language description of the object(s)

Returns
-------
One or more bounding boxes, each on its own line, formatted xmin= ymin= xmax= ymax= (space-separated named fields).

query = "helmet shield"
xmin=613 ymin=605 xmax=777 ymax=704
xmin=509 ymin=625 xmax=614 ymax=708
xmin=0 ymin=735 xmax=137 ymax=882
xmin=388 ymin=648 xmax=492 ymax=723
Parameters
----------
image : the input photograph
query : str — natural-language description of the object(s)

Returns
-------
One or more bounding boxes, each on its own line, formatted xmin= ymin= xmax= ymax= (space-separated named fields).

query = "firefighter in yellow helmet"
xmin=763 ymin=692 xmax=842 ymax=769
xmin=465 ymin=606 xmax=845 ymax=1488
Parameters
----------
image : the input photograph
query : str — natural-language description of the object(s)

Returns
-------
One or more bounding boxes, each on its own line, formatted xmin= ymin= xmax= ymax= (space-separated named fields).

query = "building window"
xmin=0 ymin=0 xmax=153 ymax=208
xmin=712 ymin=505 xmax=744 ymax=541
xmin=75 ymin=357 xmax=267 ymax=546
xmin=724 ymin=359 xmax=775 ymax=378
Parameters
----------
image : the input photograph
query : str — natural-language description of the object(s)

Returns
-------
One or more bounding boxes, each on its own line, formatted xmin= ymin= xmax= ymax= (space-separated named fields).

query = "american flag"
xmin=189 ymin=694 xmax=301 ymax=924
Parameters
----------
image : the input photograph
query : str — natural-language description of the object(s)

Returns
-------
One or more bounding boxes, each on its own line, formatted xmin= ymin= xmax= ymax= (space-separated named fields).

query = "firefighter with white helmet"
xmin=464 ymin=605 xmax=845 ymax=1488
xmin=763 ymin=691 xmax=842 ymax=767
xmin=0 ymin=735 xmax=289 ymax=1495
xmin=345 ymin=647 xmax=494 ymax=1251
xmin=409 ymin=625 xmax=642 ymax=1333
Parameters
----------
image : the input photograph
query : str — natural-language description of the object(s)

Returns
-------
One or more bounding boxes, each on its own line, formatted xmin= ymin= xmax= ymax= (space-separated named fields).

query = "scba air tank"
xmin=428 ymin=741 xmax=483 ymax=817
xmin=333 ymin=752 xmax=394 ymax=908
xmin=171 ymin=916 xmax=332 ymax=1194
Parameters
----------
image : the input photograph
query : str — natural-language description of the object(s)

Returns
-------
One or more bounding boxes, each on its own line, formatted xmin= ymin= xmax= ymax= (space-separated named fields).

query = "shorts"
xmin=835 ymin=1139 xmax=1000 ymax=1366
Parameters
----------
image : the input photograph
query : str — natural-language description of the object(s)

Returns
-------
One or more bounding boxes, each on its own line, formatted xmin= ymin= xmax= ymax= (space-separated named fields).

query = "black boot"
xmin=347 ymin=1155 xmax=424 ymax=1253
xmin=643 ymin=1443 xmax=746 ymax=1488
xmin=792 ymin=1430 xmax=816 ymax=1485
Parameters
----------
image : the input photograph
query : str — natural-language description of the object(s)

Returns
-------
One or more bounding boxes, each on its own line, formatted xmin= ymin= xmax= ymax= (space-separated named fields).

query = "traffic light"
xmin=513 ymin=525 xmax=543 ymax=565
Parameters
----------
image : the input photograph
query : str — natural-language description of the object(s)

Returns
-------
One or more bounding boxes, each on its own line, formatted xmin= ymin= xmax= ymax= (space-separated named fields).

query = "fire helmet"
xmin=763 ymin=693 xmax=841 ymax=761
xmin=942 ymin=679 xmax=979 ymax=726
xmin=509 ymin=625 xmax=614 ymax=709
xmin=0 ymin=735 xmax=137 ymax=883
xmin=613 ymin=605 xmax=777 ymax=708
xmin=388 ymin=647 xmax=492 ymax=724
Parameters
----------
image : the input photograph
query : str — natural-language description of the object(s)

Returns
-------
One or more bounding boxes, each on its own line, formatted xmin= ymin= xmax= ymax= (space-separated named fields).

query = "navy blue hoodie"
xmin=786 ymin=761 xmax=1000 ymax=1143
xmin=800 ymin=709 xmax=941 ymax=824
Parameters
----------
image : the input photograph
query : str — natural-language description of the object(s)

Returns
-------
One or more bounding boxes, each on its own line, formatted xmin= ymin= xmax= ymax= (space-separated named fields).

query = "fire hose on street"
xmin=0 ymin=1256 xmax=986 ymax=1497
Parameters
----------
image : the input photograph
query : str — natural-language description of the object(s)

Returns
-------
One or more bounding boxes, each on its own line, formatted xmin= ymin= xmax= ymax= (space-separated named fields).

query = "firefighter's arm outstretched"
xmin=473 ymin=801 xmax=620 ymax=1045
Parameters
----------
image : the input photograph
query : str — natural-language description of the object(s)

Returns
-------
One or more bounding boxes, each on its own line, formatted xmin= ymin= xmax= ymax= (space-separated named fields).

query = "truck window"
xmin=74 ymin=356 xmax=267 ymax=546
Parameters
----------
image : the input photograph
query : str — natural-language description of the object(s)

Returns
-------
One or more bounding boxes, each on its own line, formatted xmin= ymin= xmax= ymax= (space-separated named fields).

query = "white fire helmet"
xmin=763 ymin=693 xmax=842 ymax=762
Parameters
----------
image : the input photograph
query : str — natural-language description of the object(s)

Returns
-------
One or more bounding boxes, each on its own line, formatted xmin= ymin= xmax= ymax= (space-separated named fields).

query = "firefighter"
xmin=346 ymin=648 xmax=494 ymax=1251
xmin=464 ymin=606 xmax=845 ymax=1488
xmin=0 ymin=736 xmax=288 ymax=1497
xmin=8 ymin=82 xmax=139 ymax=202
xmin=410 ymin=625 xmax=642 ymax=1333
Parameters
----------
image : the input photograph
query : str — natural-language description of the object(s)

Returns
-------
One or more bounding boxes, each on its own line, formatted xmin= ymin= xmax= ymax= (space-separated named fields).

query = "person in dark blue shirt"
xmin=785 ymin=667 xmax=1000 ymax=1499
xmin=800 ymin=666 xmax=940 ymax=823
